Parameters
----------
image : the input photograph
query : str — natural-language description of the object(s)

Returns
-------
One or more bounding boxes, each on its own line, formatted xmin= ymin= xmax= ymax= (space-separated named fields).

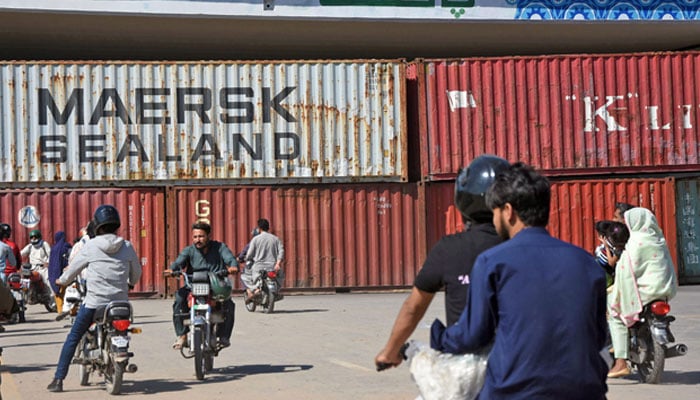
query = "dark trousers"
xmin=172 ymin=286 xmax=235 ymax=339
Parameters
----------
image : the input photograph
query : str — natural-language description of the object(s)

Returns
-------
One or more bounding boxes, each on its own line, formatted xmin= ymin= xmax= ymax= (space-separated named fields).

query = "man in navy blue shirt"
xmin=431 ymin=162 xmax=608 ymax=399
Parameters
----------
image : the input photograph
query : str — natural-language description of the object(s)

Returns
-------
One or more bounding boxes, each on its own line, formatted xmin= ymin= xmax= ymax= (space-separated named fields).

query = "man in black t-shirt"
xmin=375 ymin=155 xmax=509 ymax=371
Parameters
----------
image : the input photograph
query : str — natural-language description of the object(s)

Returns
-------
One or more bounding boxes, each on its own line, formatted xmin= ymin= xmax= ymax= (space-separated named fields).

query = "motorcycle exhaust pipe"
xmin=665 ymin=344 xmax=688 ymax=358
xmin=126 ymin=364 xmax=138 ymax=373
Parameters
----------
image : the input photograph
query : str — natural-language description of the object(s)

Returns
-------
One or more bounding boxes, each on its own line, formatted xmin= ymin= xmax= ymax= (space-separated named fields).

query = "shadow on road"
xmin=121 ymin=364 xmax=313 ymax=394
xmin=659 ymin=370 xmax=700 ymax=385
xmin=261 ymin=309 xmax=328 ymax=314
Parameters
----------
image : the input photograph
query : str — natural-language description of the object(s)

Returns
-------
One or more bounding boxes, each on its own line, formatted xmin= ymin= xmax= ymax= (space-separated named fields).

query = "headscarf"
xmin=608 ymin=207 xmax=677 ymax=327
xmin=48 ymin=231 xmax=72 ymax=293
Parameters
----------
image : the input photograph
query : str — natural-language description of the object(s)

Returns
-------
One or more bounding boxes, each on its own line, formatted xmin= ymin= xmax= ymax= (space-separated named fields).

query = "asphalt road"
xmin=1 ymin=287 xmax=699 ymax=399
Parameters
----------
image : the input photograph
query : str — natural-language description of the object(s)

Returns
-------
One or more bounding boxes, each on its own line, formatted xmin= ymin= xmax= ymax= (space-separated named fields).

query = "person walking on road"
xmin=431 ymin=162 xmax=609 ymax=399
xmin=47 ymin=205 xmax=141 ymax=393
xmin=374 ymin=155 xmax=509 ymax=371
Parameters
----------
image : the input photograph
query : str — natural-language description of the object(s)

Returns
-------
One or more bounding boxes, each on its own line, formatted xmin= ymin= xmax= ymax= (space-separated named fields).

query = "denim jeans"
xmin=54 ymin=304 xmax=95 ymax=380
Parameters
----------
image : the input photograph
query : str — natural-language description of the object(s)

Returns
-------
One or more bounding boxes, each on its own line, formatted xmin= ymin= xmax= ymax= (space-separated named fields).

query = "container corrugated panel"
xmin=421 ymin=52 xmax=700 ymax=180
xmin=425 ymin=178 xmax=679 ymax=273
xmin=168 ymin=183 xmax=426 ymax=290
xmin=0 ymin=60 xmax=406 ymax=184
xmin=0 ymin=188 xmax=166 ymax=296
xmin=675 ymin=179 xmax=700 ymax=284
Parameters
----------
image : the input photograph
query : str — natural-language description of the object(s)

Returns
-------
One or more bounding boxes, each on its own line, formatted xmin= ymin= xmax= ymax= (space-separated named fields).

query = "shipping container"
xmin=675 ymin=178 xmax=700 ymax=284
xmin=418 ymin=52 xmax=700 ymax=180
xmin=425 ymin=177 xmax=679 ymax=275
xmin=0 ymin=187 xmax=166 ymax=296
xmin=0 ymin=60 xmax=406 ymax=184
xmin=167 ymin=183 xmax=427 ymax=292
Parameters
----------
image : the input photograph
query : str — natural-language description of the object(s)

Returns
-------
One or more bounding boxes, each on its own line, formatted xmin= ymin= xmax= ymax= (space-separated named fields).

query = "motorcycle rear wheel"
xmin=193 ymin=326 xmax=206 ymax=380
xmin=76 ymin=336 xmax=90 ymax=386
xmin=44 ymin=300 xmax=57 ymax=313
xmin=634 ymin=329 xmax=666 ymax=384
xmin=105 ymin=360 xmax=125 ymax=394
xmin=263 ymin=291 xmax=275 ymax=314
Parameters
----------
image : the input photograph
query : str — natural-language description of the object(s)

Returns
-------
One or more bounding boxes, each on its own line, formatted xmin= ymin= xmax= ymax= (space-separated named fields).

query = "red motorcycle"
xmin=6 ymin=263 xmax=56 ymax=315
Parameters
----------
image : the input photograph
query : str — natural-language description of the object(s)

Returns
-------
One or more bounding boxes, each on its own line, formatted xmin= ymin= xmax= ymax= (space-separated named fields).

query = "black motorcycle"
xmin=628 ymin=299 xmax=687 ymax=383
xmin=73 ymin=301 xmax=141 ymax=395
xmin=244 ymin=268 xmax=283 ymax=314
xmin=175 ymin=270 xmax=232 ymax=380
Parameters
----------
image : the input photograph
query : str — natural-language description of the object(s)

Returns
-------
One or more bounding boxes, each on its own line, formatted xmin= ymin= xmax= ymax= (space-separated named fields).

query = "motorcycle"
xmin=7 ymin=263 xmax=56 ymax=313
xmin=6 ymin=271 xmax=26 ymax=323
xmin=627 ymin=299 xmax=687 ymax=383
xmin=73 ymin=300 xmax=141 ymax=395
xmin=57 ymin=279 xmax=86 ymax=323
xmin=175 ymin=270 xmax=232 ymax=380
xmin=244 ymin=268 xmax=283 ymax=314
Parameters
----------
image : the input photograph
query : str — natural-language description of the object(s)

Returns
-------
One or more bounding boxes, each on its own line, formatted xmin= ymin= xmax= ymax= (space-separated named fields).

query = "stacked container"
xmin=416 ymin=52 xmax=700 ymax=283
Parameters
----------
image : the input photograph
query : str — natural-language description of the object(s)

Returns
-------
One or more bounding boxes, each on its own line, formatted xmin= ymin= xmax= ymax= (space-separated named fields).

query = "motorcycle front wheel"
xmin=193 ymin=326 xmax=206 ymax=380
xmin=244 ymin=292 xmax=256 ymax=312
xmin=105 ymin=360 xmax=125 ymax=395
xmin=44 ymin=299 xmax=57 ymax=313
xmin=634 ymin=328 xmax=666 ymax=384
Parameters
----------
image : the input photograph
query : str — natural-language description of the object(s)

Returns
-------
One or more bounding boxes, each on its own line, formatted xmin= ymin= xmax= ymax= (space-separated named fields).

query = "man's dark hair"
xmin=615 ymin=202 xmax=635 ymax=215
xmin=257 ymin=218 xmax=270 ymax=232
xmin=192 ymin=222 xmax=212 ymax=234
xmin=485 ymin=162 xmax=551 ymax=227
xmin=606 ymin=221 xmax=630 ymax=249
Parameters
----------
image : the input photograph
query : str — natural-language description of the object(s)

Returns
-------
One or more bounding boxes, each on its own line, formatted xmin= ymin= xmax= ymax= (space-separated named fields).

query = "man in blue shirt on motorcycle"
xmin=431 ymin=162 xmax=608 ymax=399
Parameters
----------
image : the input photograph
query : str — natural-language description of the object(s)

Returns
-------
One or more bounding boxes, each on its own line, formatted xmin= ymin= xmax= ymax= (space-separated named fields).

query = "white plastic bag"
xmin=405 ymin=340 xmax=489 ymax=400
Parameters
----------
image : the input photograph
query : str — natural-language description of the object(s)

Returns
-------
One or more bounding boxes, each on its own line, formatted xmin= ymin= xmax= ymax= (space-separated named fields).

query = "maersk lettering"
xmin=39 ymin=132 xmax=301 ymax=163
xmin=39 ymin=86 xmax=297 ymax=125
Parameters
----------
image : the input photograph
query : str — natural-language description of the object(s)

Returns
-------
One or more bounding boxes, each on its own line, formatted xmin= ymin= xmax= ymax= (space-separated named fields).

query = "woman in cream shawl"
xmin=607 ymin=207 xmax=677 ymax=377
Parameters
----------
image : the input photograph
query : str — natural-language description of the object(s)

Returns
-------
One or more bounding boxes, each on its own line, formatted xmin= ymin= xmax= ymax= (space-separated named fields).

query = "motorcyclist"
xmin=47 ymin=205 xmax=141 ymax=392
xmin=0 ymin=240 xmax=16 ymax=285
xmin=0 ymin=223 xmax=20 ymax=283
xmin=20 ymin=229 xmax=53 ymax=295
xmin=242 ymin=219 xmax=284 ymax=303
xmin=167 ymin=222 xmax=238 ymax=350
xmin=375 ymin=154 xmax=508 ymax=371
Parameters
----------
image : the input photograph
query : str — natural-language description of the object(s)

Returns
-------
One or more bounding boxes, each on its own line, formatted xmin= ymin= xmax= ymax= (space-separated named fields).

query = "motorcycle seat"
xmin=94 ymin=301 xmax=132 ymax=323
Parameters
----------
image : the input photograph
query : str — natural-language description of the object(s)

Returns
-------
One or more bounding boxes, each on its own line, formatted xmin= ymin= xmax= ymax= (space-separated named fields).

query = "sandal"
xmin=172 ymin=336 xmax=186 ymax=350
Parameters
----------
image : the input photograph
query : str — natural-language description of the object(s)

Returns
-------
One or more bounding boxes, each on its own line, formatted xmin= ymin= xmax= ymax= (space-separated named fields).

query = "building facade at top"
xmin=3 ymin=0 xmax=700 ymax=20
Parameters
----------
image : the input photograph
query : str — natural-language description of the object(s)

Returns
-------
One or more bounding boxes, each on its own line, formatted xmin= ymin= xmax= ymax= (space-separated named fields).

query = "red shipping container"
xmin=0 ymin=188 xmax=166 ymax=296
xmin=418 ymin=52 xmax=700 ymax=180
xmin=168 ymin=183 xmax=427 ymax=291
xmin=425 ymin=177 xmax=678 ymax=275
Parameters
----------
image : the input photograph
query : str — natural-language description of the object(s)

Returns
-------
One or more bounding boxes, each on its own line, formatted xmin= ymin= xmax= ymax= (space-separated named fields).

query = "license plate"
xmin=192 ymin=283 xmax=209 ymax=296
xmin=111 ymin=336 xmax=129 ymax=347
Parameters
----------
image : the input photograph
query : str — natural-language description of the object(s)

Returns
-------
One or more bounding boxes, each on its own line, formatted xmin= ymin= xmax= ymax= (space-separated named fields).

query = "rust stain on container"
xmin=420 ymin=52 xmax=700 ymax=179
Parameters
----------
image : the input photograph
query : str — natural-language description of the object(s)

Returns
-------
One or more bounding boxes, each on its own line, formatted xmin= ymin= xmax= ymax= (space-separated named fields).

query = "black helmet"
xmin=93 ymin=205 xmax=121 ymax=233
xmin=455 ymin=154 xmax=510 ymax=223
xmin=0 ymin=223 xmax=10 ymax=239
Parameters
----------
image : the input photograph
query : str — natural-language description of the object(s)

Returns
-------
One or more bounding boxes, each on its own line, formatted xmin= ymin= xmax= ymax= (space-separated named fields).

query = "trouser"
xmin=31 ymin=265 xmax=54 ymax=296
xmin=172 ymin=286 xmax=235 ymax=339
xmin=608 ymin=313 xmax=629 ymax=359
xmin=54 ymin=305 xmax=95 ymax=379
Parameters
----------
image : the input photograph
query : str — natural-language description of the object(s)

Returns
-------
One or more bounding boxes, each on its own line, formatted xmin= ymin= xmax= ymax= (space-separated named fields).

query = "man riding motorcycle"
xmin=167 ymin=222 xmax=238 ymax=350
xmin=47 ymin=205 xmax=141 ymax=393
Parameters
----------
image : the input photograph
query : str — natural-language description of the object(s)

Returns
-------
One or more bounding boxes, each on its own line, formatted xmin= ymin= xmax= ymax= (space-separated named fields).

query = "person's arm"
xmin=126 ymin=242 xmax=142 ymax=286
xmin=431 ymin=257 xmax=496 ymax=353
xmin=7 ymin=248 xmax=16 ymax=267
xmin=168 ymin=247 xmax=191 ymax=274
xmin=274 ymin=238 xmax=284 ymax=271
xmin=375 ymin=287 xmax=435 ymax=369
xmin=57 ymin=246 xmax=90 ymax=286
xmin=20 ymin=244 xmax=30 ymax=258
xmin=220 ymin=243 xmax=239 ymax=274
